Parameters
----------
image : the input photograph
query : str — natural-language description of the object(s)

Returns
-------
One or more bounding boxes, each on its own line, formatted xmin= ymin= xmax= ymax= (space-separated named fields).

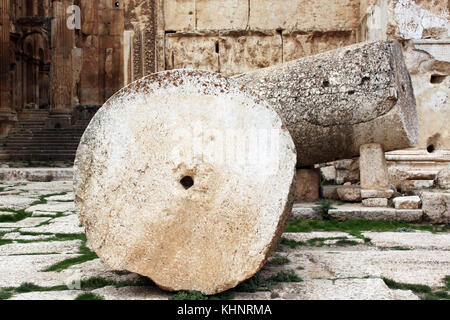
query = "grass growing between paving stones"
xmin=75 ymin=292 xmax=105 ymax=300
xmin=44 ymin=237 xmax=98 ymax=272
xmin=269 ymin=255 xmax=290 ymax=265
xmin=383 ymin=277 xmax=450 ymax=300
xmin=313 ymin=200 xmax=335 ymax=220
xmin=280 ymin=236 xmax=360 ymax=249
xmin=169 ymin=270 xmax=302 ymax=300
xmin=0 ymin=209 xmax=31 ymax=223
xmin=285 ymin=219 xmax=450 ymax=234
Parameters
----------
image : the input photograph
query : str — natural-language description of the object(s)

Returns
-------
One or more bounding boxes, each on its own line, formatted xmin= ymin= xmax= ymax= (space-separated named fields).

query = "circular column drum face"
xmin=74 ymin=70 xmax=296 ymax=295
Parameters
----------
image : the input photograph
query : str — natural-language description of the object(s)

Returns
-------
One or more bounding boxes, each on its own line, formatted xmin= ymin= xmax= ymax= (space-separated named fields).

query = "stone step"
xmin=291 ymin=202 xmax=423 ymax=223
xmin=0 ymin=154 xmax=76 ymax=161
xmin=0 ymin=168 xmax=73 ymax=182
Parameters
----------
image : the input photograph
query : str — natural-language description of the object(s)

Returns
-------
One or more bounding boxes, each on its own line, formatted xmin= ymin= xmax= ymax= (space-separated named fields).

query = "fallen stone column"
xmin=74 ymin=70 xmax=297 ymax=295
xmin=234 ymin=40 xmax=418 ymax=167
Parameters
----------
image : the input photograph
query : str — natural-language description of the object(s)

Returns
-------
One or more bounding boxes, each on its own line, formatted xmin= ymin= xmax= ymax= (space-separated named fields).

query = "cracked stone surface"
xmin=362 ymin=232 xmax=450 ymax=250
xmin=9 ymin=290 xmax=83 ymax=301
xmin=20 ymin=215 xmax=84 ymax=234
xmin=1 ymin=181 xmax=449 ymax=300
xmin=0 ymin=217 xmax=50 ymax=228
xmin=0 ymin=240 xmax=82 ymax=256
xmin=25 ymin=202 xmax=75 ymax=214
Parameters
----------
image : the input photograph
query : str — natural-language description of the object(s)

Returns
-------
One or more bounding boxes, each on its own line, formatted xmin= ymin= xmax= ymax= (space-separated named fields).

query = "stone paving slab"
xmin=9 ymin=290 xmax=82 ymax=301
xmin=20 ymin=214 xmax=83 ymax=234
xmin=25 ymin=202 xmax=75 ymax=214
xmin=0 ymin=196 xmax=39 ymax=210
xmin=363 ymin=232 xmax=450 ymax=250
xmin=0 ymin=217 xmax=50 ymax=228
xmin=1 ymin=232 xmax=54 ymax=241
xmin=297 ymin=250 xmax=450 ymax=287
xmin=0 ymin=254 xmax=80 ymax=287
xmin=0 ymin=240 xmax=81 ymax=256
xmin=283 ymin=232 xmax=357 ymax=242
xmin=45 ymin=193 xmax=74 ymax=202
xmin=91 ymin=286 xmax=171 ymax=300
xmin=272 ymin=279 xmax=419 ymax=300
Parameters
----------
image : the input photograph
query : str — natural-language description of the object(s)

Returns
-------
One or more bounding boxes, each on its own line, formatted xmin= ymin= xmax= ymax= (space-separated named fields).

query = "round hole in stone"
xmin=427 ymin=144 xmax=435 ymax=153
xmin=180 ymin=176 xmax=194 ymax=190
xmin=322 ymin=80 xmax=330 ymax=87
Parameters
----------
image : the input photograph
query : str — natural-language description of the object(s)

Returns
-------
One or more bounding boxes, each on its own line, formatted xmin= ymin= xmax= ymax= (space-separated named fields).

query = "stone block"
xmin=362 ymin=198 xmax=388 ymax=207
xmin=296 ymin=169 xmax=320 ymax=201
xmin=164 ymin=0 xmax=195 ymax=31
xmin=337 ymin=186 xmax=361 ymax=202
xmin=283 ymin=31 xmax=356 ymax=62
xmin=328 ymin=206 xmax=422 ymax=222
xmin=291 ymin=203 xmax=321 ymax=220
xmin=321 ymin=185 xmax=339 ymax=200
xmin=165 ymin=34 xmax=219 ymax=72
xmin=320 ymin=165 xmax=336 ymax=183
xmin=393 ymin=196 xmax=422 ymax=209
xmin=196 ymin=0 xmax=248 ymax=30
xmin=248 ymin=0 xmax=359 ymax=31
xmin=420 ymin=191 xmax=450 ymax=224
xmin=361 ymin=189 xmax=394 ymax=199
xmin=435 ymin=167 xmax=450 ymax=190
xmin=360 ymin=143 xmax=390 ymax=190
xmin=400 ymin=180 xmax=434 ymax=191
xmin=219 ymin=32 xmax=282 ymax=76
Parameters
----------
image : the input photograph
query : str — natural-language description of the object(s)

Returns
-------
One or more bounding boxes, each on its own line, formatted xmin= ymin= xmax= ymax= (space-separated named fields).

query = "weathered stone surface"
xmin=272 ymin=279 xmax=418 ymax=300
xmin=362 ymin=198 xmax=388 ymax=208
xmin=25 ymin=201 xmax=75 ymax=214
xmin=361 ymin=189 xmax=395 ymax=199
xmin=0 ymin=169 xmax=72 ymax=183
xmin=298 ymin=249 xmax=450 ymax=287
xmin=249 ymin=0 xmax=359 ymax=31
xmin=320 ymin=185 xmax=339 ymax=200
xmin=1 ymin=232 xmax=53 ymax=241
xmin=0 ymin=217 xmax=50 ymax=229
xmin=0 ymin=254 xmax=80 ymax=287
xmin=21 ymin=214 xmax=83 ymax=234
xmin=283 ymin=232 xmax=357 ymax=242
xmin=9 ymin=290 xmax=83 ymax=301
xmin=0 ymin=195 xmax=39 ymax=210
xmin=196 ymin=0 xmax=248 ymax=30
xmin=400 ymin=180 xmax=434 ymax=191
xmin=235 ymin=41 xmax=418 ymax=166
xmin=74 ymin=70 xmax=296 ymax=295
xmin=92 ymin=286 xmax=171 ymax=300
xmin=435 ymin=167 xmax=450 ymax=190
xmin=219 ymin=32 xmax=283 ymax=76
xmin=337 ymin=186 xmax=361 ymax=202
xmin=165 ymin=34 xmax=219 ymax=72
xmin=320 ymin=165 xmax=336 ymax=183
xmin=360 ymin=144 xmax=390 ymax=191
xmin=283 ymin=31 xmax=356 ymax=63
xmin=0 ymin=240 xmax=81 ymax=256
xmin=420 ymin=191 xmax=450 ymax=224
xmin=329 ymin=205 xmax=422 ymax=222
xmin=291 ymin=203 xmax=321 ymax=220
xmin=363 ymin=232 xmax=450 ymax=250
xmin=393 ymin=196 xmax=421 ymax=209
xmin=296 ymin=169 xmax=320 ymax=201
xmin=163 ymin=0 xmax=196 ymax=31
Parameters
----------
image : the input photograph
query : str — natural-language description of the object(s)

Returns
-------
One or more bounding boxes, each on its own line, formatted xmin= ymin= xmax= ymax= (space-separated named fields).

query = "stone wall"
xmin=160 ymin=0 xmax=360 ymax=76
xmin=359 ymin=0 xmax=450 ymax=151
